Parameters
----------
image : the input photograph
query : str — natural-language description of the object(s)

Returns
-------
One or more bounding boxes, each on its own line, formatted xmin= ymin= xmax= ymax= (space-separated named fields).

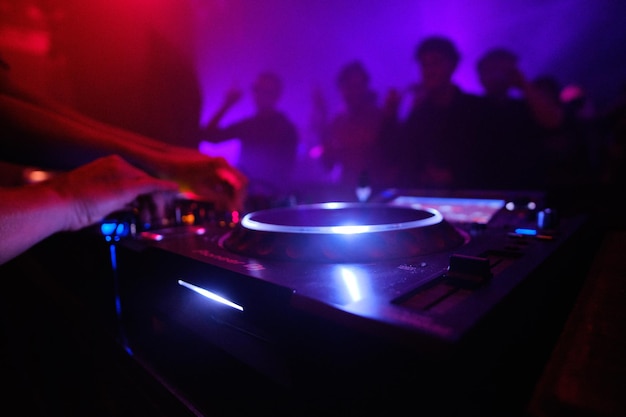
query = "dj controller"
xmin=100 ymin=188 xmax=598 ymax=415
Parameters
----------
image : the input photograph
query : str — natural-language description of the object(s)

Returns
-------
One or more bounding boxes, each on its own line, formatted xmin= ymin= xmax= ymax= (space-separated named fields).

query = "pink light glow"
xmin=0 ymin=26 xmax=49 ymax=55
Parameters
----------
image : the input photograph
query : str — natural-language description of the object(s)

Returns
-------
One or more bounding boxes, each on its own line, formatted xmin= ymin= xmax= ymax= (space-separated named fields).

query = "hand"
xmin=155 ymin=146 xmax=248 ymax=212
xmin=49 ymin=155 xmax=180 ymax=231
xmin=0 ymin=155 xmax=182 ymax=265
xmin=223 ymin=87 xmax=244 ymax=108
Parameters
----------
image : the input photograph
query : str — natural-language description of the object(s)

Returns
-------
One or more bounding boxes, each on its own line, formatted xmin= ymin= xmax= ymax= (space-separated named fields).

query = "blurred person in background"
xmin=391 ymin=35 xmax=483 ymax=189
xmin=473 ymin=47 xmax=565 ymax=189
xmin=200 ymin=71 xmax=299 ymax=207
xmin=312 ymin=60 xmax=398 ymax=199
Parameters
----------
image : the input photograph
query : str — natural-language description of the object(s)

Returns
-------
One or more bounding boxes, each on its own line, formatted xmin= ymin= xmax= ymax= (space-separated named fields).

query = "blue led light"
xmin=514 ymin=228 xmax=537 ymax=236
xmin=100 ymin=222 xmax=118 ymax=236
xmin=115 ymin=223 xmax=126 ymax=236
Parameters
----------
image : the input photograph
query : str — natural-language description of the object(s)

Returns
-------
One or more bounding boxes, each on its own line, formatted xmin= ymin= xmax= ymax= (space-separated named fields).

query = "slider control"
xmin=445 ymin=254 xmax=492 ymax=289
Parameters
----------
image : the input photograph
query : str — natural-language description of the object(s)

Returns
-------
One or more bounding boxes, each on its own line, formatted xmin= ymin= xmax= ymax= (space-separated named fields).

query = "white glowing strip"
xmin=241 ymin=205 xmax=443 ymax=235
xmin=178 ymin=280 xmax=243 ymax=311
xmin=340 ymin=267 xmax=362 ymax=302
xmin=330 ymin=225 xmax=371 ymax=235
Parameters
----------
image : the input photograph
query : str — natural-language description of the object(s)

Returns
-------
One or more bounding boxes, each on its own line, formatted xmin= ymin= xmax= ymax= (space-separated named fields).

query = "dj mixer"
xmin=99 ymin=188 xmax=597 ymax=415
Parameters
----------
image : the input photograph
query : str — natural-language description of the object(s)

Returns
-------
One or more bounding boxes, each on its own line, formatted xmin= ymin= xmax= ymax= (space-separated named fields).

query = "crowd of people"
xmin=309 ymin=35 xmax=625 ymax=196
xmin=197 ymin=35 xmax=625 ymax=204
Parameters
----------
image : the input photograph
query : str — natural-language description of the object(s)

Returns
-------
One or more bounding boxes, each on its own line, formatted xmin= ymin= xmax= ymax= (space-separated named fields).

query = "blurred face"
xmin=478 ymin=56 xmax=518 ymax=97
xmin=339 ymin=71 xmax=370 ymax=110
xmin=418 ymin=51 xmax=457 ymax=90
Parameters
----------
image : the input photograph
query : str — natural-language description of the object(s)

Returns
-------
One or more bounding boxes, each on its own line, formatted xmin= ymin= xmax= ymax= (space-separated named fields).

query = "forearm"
xmin=205 ymin=94 xmax=240 ymax=133
xmin=0 ymin=90 xmax=248 ymax=211
xmin=0 ymin=94 xmax=168 ymax=173
xmin=522 ymin=84 xmax=565 ymax=129
xmin=3 ymin=79 xmax=172 ymax=151
xmin=0 ymin=184 xmax=68 ymax=265
xmin=207 ymin=110 xmax=227 ymax=131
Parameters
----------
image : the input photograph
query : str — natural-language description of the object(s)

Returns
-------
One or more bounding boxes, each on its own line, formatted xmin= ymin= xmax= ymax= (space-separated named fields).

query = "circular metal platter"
xmin=221 ymin=202 xmax=469 ymax=263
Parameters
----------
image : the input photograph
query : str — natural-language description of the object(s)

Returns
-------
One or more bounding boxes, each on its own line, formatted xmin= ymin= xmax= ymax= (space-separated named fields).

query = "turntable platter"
xmin=222 ymin=202 xmax=469 ymax=262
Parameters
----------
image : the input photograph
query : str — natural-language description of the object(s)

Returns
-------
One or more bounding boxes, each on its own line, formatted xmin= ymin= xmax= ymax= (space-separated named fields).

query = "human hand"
xmin=223 ymin=87 xmax=244 ymax=108
xmin=155 ymin=146 xmax=248 ymax=212
xmin=49 ymin=155 xmax=180 ymax=232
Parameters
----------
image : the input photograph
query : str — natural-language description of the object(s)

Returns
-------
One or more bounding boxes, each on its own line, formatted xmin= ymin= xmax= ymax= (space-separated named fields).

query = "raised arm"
xmin=511 ymin=68 xmax=565 ymax=130
xmin=203 ymin=87 xmax=244 ymax=139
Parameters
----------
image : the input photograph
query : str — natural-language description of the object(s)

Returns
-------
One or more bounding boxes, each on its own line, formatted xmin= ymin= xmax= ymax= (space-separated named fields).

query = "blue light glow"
xmin=340 ymin=267 xmax=363 ymax=302
xmin=108 ymin=243 xmax=133 ymax=356
xmin=109 ymin=243 xmax=117 ymax=271
xmin=515 ymin=228 xmax=537 ymax=236
xmin=241 ymin=203 xmax=443 ymax=234
xmin=101 ymin=222 xmax=118 ymax=236
xmin=178 ymin=280 xmax=244 ymax=311
xmin=330 ymin=225 xmax=371 ymax=235
xmin=101 ymin=221 xmax=132 ymax=239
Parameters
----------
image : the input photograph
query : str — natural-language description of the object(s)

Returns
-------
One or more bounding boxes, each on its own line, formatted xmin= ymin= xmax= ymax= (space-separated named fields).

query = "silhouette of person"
xmin=473 ymin=47 xmax=566 ymax=189
xmin=393 ymin=35 xmax=483 ymax=190
xmin=477 ymin=48 xmax=564 ymax=130
xmin=312 ymin=60 xmax=397 ymax=198
xmin=597 ymin=82 xmax=626 ymax=188
xmin=525 ymin=74 xmax=600 ymax=193
xmin=200 ymin=71 xmax=299 ymax=202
